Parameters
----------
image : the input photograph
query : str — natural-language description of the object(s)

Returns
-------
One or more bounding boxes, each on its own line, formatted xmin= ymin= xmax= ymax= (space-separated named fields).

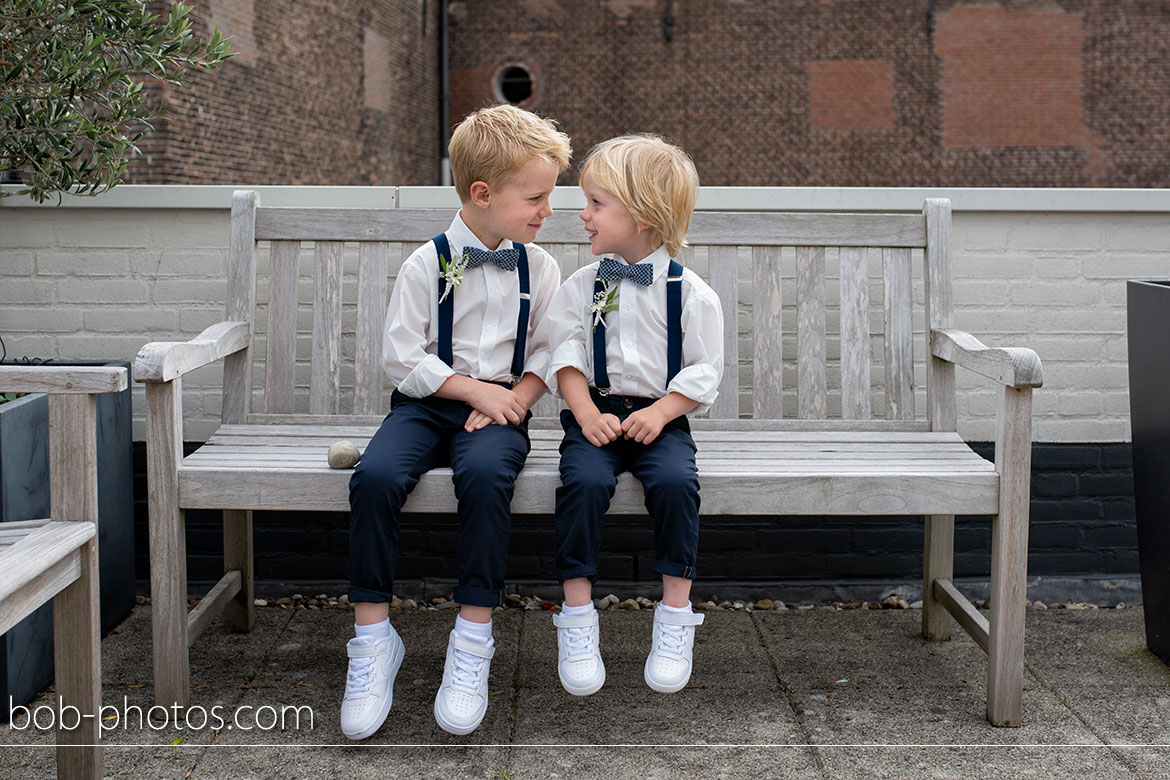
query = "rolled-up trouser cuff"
xmin=654 ymin=558 xmax=697 ymax=580
xmin=348 ymin=585 xmax=394 ymax=605
xmin=556 ymin=565 xmax=598 ymax=584
xmin=454 ymin=584 xmax=504 ymax=608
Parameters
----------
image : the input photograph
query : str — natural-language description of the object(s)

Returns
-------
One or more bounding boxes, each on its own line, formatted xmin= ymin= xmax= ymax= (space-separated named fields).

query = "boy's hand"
xmin=621 ymin=405 xmax=670 ymax=444
xmin=464 ymin=409 xmax=496 ymax=432
xmin=579 ymin=411 xmax=623 ymax=447
xmin=467 ymin=381 xmax=526 ymax=426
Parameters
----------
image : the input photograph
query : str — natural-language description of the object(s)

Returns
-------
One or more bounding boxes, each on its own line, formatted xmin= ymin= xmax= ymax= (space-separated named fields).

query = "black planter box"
xmin=0 ymin=360 xmax=135 ymax=711
xmin=1127 ymin=281 xmax=1170 ymax=665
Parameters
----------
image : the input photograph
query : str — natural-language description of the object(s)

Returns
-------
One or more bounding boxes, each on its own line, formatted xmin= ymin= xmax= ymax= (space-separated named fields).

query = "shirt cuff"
xmin=396 ymin=354 xmax=456 ymax=398
xmin=546 ymin=341 xmax=591 ymax=397
xmin=666 ymin=364 xmax=721 ymax=415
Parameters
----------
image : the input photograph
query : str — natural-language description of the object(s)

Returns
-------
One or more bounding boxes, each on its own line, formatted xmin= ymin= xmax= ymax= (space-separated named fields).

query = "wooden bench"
xmin=0 ymin=365 xmax=126 ymax=780
xmin=135 ymin=192 xmax=1042 ymax=726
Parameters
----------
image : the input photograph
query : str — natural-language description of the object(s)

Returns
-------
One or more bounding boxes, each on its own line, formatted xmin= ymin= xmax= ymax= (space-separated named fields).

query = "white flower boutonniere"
xmin=438 ymin=251 xmax=469 ymax=303
xmin=589 ymin=283 xmax=619 ymax=331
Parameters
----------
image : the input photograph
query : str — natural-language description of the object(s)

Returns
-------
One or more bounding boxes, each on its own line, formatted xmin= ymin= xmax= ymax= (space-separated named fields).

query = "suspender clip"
xmin=596 ymin=387 xmax=610 ymax=397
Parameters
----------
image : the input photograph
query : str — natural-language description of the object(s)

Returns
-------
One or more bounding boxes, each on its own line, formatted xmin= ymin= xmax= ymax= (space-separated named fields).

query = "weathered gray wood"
xmin=256 ymin=208 xmax=927 ymax=247
xmin=933 ymin=577 xmax=989 ymax=653
xmin=0 ymin=365 xmax=127 ymax=395
xmin=147 ymin=195 xmax=1041 ymax=728
xmin=708 ymin=246 xmax=739 ymax=419
xmin=796 ymin=246 xmax=826 ymax=419
xmin=255 ymin=207 xmax=452 ymax=242
xmin=264 ymin=240 xmax=300 ymax=413
xmin=135 ymin=322 xmax=250 ymax=384
xmin=222 ymin=510 xmax=254 ymax=633
xmin=839 ymin=246 xmax=871 ymax=420
xmin=882 ymin=247 xmax=914 ymax=421
xmin=187 ymin=569 xmax=242 ymax=645
xmin=924 ymin=198 xmax=956 ymax=434
xmin=987 ymin=385 xmax=1033 ymax=727
xmin=931 ymin=329 xmax=1044 ymax=389
xmin=752 ymin=246 xmax=783 ymax=419
xmin=145 ymin=380 xmax=190 ymax=710
xmin=923 ymin=514 xmax=956 ymax=641
xmin=223 ymin=190 xmax=259 ymax=425
xmin=354 ymin=242 xmax=390 ymax=415
xmin=0 ymin=522 xmax=91 ymax=635
xmin=49 ymin=394 xmax=98 ymax=526
xmin=53 ymin=534 xmax=102 ymax=779
xmin=310 ymin=241 xmax=345 ymax=415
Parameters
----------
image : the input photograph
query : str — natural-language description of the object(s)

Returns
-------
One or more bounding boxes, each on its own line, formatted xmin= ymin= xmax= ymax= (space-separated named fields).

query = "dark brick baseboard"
xmin=132 ymin=441 xmax=1138 ymax=587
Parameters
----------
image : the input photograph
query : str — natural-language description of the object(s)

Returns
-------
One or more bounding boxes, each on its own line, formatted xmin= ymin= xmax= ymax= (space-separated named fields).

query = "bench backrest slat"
xmin=264 ymin=240 xmax=300 ymax=414
xmin=707 ymin=245 xmax=740 ymax=420
xmin=838 ymin=246 xmax=871 ymax=420
xmin=751 ymin=245 xmax=783 ymax=419
xmin=883 ymin=247 xmax=915 ymax=421
xmin=229 ymin=195 xmax=954 ymax=430
xmin=309 ymin=242 xmax=345 ymax=415
xmin=795 ymin=246 xmax=827 ymax=420
xmin=354 ymin=242 xmax=391 ymax=415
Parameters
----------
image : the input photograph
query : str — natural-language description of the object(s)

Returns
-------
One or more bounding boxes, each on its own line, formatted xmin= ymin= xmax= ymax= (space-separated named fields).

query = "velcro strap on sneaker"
xmin=653 ymin=610 xmax=705 ymax=627
xmin=451 ymin=634 xmax=496 ymax=659
xmin=552 ymin=611 xmax=599 ymax=629
xmin=347 ymin=639 xmax=388 ymax=658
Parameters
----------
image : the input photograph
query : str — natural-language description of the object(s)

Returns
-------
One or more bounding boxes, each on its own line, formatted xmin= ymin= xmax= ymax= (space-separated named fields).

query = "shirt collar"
xmin=614 ymin=245 xmax=672 ymax=282
xmin=448 ymin=211 xmax=514 ymax=254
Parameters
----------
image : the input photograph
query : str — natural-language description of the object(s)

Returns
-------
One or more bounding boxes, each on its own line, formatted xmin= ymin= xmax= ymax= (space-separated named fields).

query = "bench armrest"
xmin=134 ymin=321 xmax=251 ymax=383
xmin=0 ymin=365 xmax=128 ymax=395
xmin=930 ymin=329 xmax=1043 ymax=389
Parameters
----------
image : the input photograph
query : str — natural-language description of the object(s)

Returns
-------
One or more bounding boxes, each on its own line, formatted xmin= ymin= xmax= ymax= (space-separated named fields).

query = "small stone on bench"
xmin=327 ymin=440 xmax=361 ymax=469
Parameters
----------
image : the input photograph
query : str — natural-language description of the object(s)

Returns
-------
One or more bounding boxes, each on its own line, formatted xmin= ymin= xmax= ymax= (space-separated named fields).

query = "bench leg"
xmin=987 ymin=385 xmax=1033 ymax=726
xmin=922 ymin=514 xmax=955 ymax=641
xmin=54 ymin=538 xmax=102 ymax=780
xmin=146 ymin=380 xmax=190 ymax=711
xmin=223 ymin=509 xmax=254 ymax=632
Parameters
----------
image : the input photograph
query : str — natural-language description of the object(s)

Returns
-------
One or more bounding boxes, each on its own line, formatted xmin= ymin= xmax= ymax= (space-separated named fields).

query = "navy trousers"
xmin=348 ymin=391 xmax=530 ymax=608
xmin=554 ymin=393 xmax=700 ymax=583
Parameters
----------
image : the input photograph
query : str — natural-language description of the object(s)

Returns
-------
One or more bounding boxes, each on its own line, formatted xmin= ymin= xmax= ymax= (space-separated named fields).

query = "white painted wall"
xmin=2 ymin=185 xmax=1167 ymax=442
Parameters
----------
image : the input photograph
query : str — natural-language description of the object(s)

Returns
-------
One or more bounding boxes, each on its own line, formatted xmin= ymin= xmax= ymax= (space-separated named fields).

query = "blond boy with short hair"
xmin=343 ymin=105 xmax=570 ymax=738
xmin=539 ymin=135 xmax=724 ymax=697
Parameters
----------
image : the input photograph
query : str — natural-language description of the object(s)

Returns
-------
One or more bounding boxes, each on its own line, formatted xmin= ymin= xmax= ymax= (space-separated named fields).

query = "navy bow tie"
xmin=598 ymin=257 xmax=654 ymax=286
xmin=463 ymin=246 xmax=520 ymax=272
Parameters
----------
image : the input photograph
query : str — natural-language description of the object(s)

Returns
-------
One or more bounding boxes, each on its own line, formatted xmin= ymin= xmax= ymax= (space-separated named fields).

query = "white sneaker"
xmin=553 ymin=609 xmax=605 ymax=696
xmin=340 ymin=627 xmax=405 ymax=740
xmin=433 ymin=629 xmax=495 ymax=735
xmin=644 ymin=607 xmax=704 ymax=693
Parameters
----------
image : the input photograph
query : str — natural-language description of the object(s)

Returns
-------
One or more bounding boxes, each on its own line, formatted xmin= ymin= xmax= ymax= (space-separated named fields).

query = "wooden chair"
xmin=0 ymin=365 xmax=127 ymax=780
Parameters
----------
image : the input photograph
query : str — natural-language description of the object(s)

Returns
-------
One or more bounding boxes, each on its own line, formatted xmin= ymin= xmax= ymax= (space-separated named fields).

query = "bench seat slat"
xmin=178 ymin=465 xmax=996 ymax=515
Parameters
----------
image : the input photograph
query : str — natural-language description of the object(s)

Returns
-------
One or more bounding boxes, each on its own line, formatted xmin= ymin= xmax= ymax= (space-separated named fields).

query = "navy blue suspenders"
xmin=431 ymin=234 xmax=529 ymax=382
xmin=592 ymin=259 xmax=684 ymax=395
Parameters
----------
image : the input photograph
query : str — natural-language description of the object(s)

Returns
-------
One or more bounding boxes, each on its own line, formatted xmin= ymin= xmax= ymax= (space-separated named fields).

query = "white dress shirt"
xmin=383 ymin=212 xmax=560 ymax=398
xmin=540 ymin=246 xmax=724 ymax=414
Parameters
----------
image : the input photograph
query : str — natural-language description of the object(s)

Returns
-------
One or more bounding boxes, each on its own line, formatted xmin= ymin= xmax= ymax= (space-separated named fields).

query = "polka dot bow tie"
xmin=463 ymin=246 xmax=520 ymax=272
xmin=598 ymin=257 xmax=654 ymax=286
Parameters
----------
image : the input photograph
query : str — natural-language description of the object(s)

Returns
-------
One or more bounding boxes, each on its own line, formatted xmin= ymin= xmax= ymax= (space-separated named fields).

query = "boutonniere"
xmin=438 ymin=251 xmax=469 ymax=303
xmin=589 ymin=283 xmax=619 ymax=331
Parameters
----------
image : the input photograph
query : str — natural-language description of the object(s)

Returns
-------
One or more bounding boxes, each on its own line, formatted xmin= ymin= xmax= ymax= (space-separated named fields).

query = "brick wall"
xmin=129 ymin=0 xmax=440 ymax=186
xmin=449 ymin=0 xmax=1170 ymax=188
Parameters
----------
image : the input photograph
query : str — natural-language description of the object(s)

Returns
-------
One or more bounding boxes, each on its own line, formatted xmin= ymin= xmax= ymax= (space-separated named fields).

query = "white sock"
xmin=658 ymin=601 xmax=693 ymax=614
xmin=455 ymin=614 xmax=494 ymax=645
xmin=354 ymin=618 xmax=390 ymax=641
xmin=560 ymin=602 xmax=595 ymax=617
